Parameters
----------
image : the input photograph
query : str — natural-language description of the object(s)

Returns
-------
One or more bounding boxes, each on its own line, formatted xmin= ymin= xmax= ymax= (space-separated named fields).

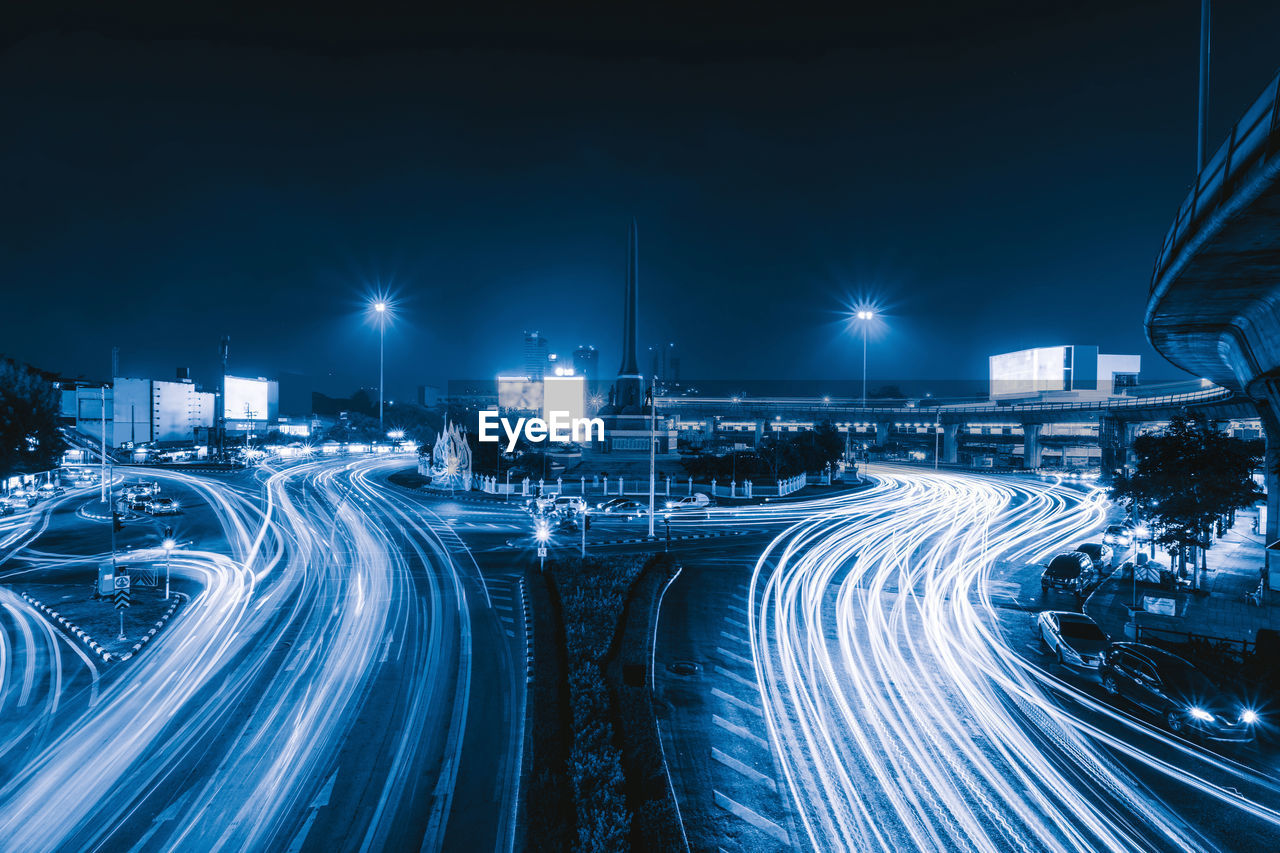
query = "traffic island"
xmin=15 ymin=583 xmax=187 ymax=663
xmin=524 ymin=551 xmax=687 ymax=852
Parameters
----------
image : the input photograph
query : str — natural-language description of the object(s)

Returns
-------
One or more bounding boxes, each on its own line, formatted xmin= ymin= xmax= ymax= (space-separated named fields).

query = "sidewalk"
xmin=1086 ymin=514 xmax=1278 ymax=647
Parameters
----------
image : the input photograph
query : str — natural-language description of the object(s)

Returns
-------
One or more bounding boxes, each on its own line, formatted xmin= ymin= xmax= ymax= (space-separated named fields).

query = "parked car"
xmin=144 ymin=496 xmax=181 ymax=516
xmin=1102 ymin=525 xmax=1134 ymax=548
xmin=1100 ymin=642 xmax=1260 ymax=741
xmin=1035 ymin=611 xmax=1109 ymax=668
xmin=1041 ymin=552 xmax=1097 ymax=598
xmin=1075 ymin=542 xmax=1113 ymax=572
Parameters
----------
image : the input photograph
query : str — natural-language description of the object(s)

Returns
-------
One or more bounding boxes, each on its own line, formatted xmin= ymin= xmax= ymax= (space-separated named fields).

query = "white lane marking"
xmin=380 ymin=635 xmax=393 ymax=663
xmin=723 ymin=616 xmax=747 ymax=630
xmin=717 ymin=646 xmax=754 ymax=668
xmin=719 ymin=630 xmax=748 ymax=646
xmin=713 ymin=790 xmax=790 ymax=844
xmin=713 ymin=714 xmax=770 ymax=749
xmin=285 ymin=770 xmax=338 ymax=853
xmin=714 ymin=665 xmax=759 ymax=692
xmin=712 ymin=687 xmax=763 ymax=717
xmin=712 ymin=747 xmax=778 ymax=793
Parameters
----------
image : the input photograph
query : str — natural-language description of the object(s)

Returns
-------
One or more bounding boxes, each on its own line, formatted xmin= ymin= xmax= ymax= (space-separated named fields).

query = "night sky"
xmin=5 ymin=1 xmax=1280 ymax=400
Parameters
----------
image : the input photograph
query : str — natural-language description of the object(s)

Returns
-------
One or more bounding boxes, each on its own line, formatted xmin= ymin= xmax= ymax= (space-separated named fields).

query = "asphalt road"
xmin=0 ymin=457 xmax=521 ymax=853
xmin=654 ymin=465 xmax=1280 ymax=853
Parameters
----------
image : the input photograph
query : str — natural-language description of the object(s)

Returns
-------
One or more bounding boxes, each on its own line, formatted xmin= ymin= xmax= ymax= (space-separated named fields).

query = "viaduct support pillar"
xmin=876 ymin=420 xmax=892 ymax=447
xmin=1256 ymin=379 xmax=1280 ymax=547
xmin=1023 ymin=423 xmax=1043 ymax=470
xmin=942 ymin=423 xmax=959 ymax=464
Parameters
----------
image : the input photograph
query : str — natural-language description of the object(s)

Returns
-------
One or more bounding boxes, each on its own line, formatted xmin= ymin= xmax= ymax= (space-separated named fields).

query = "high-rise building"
xmin=989 ymin=347 xmax=1141 ymax=399
xmin=573 ymin=345 xmax=598 ymax=381
xmin=523 ymin=331 xmax=550 ymax=380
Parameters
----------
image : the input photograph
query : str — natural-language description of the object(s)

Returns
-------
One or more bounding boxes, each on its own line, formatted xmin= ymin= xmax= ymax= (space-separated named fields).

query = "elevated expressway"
xmin=658 ymin=383 xmax=1255 ymax=469
xmin=1146 ymin=68 xmax=1280 ymax=539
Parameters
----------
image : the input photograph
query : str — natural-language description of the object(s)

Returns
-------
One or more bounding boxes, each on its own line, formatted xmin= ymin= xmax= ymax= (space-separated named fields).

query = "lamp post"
xmin=162 ymin=537 xmax=176 ymax=600
xmin=373 ymin=300 xmax=388 ymax=431
xmin=535 ymin=519 xmax=550 ymax=573
xmin=855 ymin=309 xmax=875 ymax=407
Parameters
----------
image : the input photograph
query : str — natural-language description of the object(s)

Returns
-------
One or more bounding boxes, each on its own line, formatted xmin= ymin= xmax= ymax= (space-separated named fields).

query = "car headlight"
xmin=1189 ymin=707 xmax=1214 ymax=722
xmin=1241 ymin=709 xmax=1259 ymax=725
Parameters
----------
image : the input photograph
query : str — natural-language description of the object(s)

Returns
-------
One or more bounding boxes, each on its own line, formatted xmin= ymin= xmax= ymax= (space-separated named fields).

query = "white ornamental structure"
xmin=426 ymin=420 xmax=472 ymax=490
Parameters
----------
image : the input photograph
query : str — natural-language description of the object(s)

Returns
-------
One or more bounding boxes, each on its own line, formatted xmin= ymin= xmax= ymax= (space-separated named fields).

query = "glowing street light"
xmin=853 ymin=308 xmax=877 ymax=408
xmin=535 ymin=519 xmax=551 ymax=572
xmin=162 ymin=537 xmax=177 ymax=600
xmin=369 ymin=297 xmax=393 ymax=431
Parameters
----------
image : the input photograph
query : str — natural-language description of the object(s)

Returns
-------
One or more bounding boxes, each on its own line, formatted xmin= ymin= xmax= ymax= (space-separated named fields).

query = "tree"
xmin=0 ymin=359 xmax=65 ymax=477
xmin=1111 ymin=414 xmax=1262 ymax=590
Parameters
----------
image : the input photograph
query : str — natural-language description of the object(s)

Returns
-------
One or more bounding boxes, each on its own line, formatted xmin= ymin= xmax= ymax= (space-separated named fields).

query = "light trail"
xmin=0 ymin=456 xmax=473 ymax=852
xmin=744 ymin=465 xmax=1280 ymax=853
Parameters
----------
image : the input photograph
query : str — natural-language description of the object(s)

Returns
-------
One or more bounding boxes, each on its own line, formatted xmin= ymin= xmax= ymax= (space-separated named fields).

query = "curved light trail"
xmin=745 ymin=465 xmax=1280 ymax=853
xmin=0 ymin=456 xmax=474 ymax=852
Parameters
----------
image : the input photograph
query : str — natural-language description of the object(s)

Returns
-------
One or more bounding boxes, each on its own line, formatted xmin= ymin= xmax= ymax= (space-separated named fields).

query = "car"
xmin=128 ymin=495 xmax=151 ymax=511
xmin=665 ymin=493 xmax=711 ymax=511
xmin=606 ymin=499 xmax=647 ymax=519
xmin=1100 ymin=642 xmax=1260 ymax=741
xmin=1035 ymin=611 xmax=1109 ymax=668
xmin=553 ymin=495 xmax=586 ymax=515
xmin=37 ymin=483 xmax=66 ymax=498
xmin=1075 ymin=542 xmax=1113 ymax=572
xmin=1041 ymin=552 xmax=1097 ymax=598
xmin=1102 ymin=525 xmax=1133 ymax=548
xmin=595 ymin=497 xmax=630 ymax=512
xmin=0 ymin=498 xmax=14 ymax=516
xmin=144 ymin=496 xmax=180 ymax=516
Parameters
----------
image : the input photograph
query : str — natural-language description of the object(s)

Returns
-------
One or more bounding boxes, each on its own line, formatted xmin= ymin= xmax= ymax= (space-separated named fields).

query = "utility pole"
xmin=99 ymin=385 xmax=108 ymax=503
xmin=647 ymin=377 xmax=657 ymax=540
xmin=1197 ymin=0 xmax=1211 ymax=173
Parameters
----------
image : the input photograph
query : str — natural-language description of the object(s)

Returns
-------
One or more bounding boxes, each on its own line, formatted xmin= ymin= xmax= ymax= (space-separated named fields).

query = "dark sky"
xmin=4 ymin=1 xmax=1280 ymax=399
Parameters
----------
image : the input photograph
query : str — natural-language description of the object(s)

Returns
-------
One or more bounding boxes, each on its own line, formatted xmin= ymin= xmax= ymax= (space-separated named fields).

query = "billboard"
xmin=498 ymin=375 xmax=543 ymax=411
xmin=543 ymin=375 xmax=585 ymax=423
xmin=989 ymin=347 xmax=1069 ymax=398
xmin=225 ymin=376 xmax=271 ymax=421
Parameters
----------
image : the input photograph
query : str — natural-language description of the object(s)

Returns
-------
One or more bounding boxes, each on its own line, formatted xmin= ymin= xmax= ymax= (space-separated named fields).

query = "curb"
xmin=591 ymin=530 xmax=749 ymax=547
xmin=21 ymin=590 xmax=187 ymax=664
xmin=519 ymin=576 xmax=533 ymax=686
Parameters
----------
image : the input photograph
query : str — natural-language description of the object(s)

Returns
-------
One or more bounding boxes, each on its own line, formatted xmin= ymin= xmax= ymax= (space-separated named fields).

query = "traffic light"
xmin=163 ymin=526 xmax=173 ymax=539
xmin=112 ymin=512 xmax=124 ymax=532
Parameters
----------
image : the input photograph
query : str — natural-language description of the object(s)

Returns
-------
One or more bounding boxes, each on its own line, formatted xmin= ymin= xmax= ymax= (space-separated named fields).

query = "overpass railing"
xmin=658 ymin=385 xmax=1235 ymax=418
xmin=1152 ymin=69 xmax=1280 ymax=293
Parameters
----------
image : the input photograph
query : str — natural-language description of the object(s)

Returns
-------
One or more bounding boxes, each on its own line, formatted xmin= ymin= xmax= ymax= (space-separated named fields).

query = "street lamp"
xmin=535 ymin=519 xmax=550 ymax=573
xmin=854 ymin=309 xmax=875 ymax=407
xmin=162 ymin=537 xmax=176 ymax=600
xmin=370 ymin=298 xmax=391 ymax=431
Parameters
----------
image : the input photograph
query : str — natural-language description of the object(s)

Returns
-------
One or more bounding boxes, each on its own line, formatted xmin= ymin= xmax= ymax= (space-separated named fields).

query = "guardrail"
xmin=658 ymin=385 xmax=1236 ymax=418
xmin=1135 ymin=624 xmax=1255 ymax=664
xmin=1152 ymin=69 xmax=1280 ymax=293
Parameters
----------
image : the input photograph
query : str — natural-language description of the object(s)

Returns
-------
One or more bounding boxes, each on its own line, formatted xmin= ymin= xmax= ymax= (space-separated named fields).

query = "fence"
xmin=471 ymin=471 xmax=824 ymax=499
xmin=1134 ymin=624 xmax=1256 ymax=665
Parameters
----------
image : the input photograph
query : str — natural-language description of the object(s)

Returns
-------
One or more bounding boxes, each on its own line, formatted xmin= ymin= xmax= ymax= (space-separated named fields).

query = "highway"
xmin=743 ymin=465 xmax=1280 ymax=853
xmin=0 ymin=456 xmax=519 ymax=853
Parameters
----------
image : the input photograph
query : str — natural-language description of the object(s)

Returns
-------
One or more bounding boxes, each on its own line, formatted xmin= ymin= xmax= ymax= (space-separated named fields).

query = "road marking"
xmin=712 ymin=747 xmax=777 ymax=792
xmin=713 ymin=714 xmax=770 ymax=749
xmin=719 ymin=630 xmax=748 ymax=645
xmin=723 ymin=616 xmax=747 ymax=630
xmin=285 ymin=640 xmax=309 ymax=672
xmin=712 ymin=687 xmax=763 ymax=717
xmin=715 ymin=665 xmax=759 ymax=692
xmin=285 ymin=770 xmax=337 ymax=853
xmin=713 ymin=790 xmax=790 ymax=844
xmin=125 ymin=789 xmax=195 ymax=853
xmin=717 ymin=646 xmax=755 ymax=668
xmin=380 ymin=635 xmax=393 ymax=663
xmin=727 ymin=603 xmax=748 ymax=616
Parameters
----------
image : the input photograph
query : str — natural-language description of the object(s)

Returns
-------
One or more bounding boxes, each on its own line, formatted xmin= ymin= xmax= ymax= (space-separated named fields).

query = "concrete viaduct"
xmin=1146 ymin=68 xmax=1280 ymax=540
xmin=657 ymin=383 xmax=1256 ymax=470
